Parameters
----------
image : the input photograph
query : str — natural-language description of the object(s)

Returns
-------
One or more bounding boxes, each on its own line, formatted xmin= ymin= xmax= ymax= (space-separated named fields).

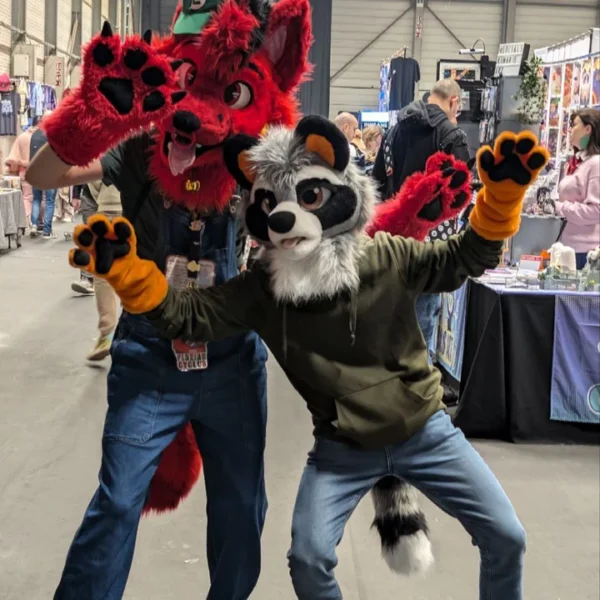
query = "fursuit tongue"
xmin=168 ymin=141 xmax=196 ymax=176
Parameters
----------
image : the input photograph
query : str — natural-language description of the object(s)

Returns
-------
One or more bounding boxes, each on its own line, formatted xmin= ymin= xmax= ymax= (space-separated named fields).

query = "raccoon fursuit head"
xmin=224 ymin=115 xmax=434 ymax=576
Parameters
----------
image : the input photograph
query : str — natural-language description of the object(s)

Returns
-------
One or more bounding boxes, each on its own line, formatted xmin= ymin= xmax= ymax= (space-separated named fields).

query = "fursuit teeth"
xmin=367 ymin=151 xmax=473 ymax=242
xmin=42 ymin=23 xmax=181 ymax=167
xmin=69 ymin=214 xmax=169 ymax=315
xmin=470 ymin=131 xmax=549 ymax=241
xmin=371 ymin=477 xmax=434 ymax=576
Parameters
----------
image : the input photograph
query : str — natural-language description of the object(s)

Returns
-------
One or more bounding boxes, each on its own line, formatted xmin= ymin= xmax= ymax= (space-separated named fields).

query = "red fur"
xmin=142 ymin=424 xmax=202 ymax=515
xmin=197 ymin=1 xmax=260 ymax=77
xmin=45 ymin=0 xmax=312 ymax=514
xmin=368 ymin=153 xmax=473 ymax=241
xmin=42 ymin=34 xmax=178 ymax=166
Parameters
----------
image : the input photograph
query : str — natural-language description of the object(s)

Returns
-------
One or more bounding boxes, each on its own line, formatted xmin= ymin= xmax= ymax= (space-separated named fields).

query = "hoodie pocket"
xmin=333 ymin=375 xmax=432 ymax=448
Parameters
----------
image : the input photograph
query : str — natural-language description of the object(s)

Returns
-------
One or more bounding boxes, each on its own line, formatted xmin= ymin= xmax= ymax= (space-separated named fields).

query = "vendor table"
xmin=454 ymin=280 xmax=600 ymax=444
xmin=0 ymin=190 xmax=27 ymax=250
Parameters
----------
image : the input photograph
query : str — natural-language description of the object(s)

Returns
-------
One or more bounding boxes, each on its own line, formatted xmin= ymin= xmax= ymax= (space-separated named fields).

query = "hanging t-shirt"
xmin=389 ymin=57 xmax=421 ymax=111
xmin=0 ymin=92 xmax=20 ymax=136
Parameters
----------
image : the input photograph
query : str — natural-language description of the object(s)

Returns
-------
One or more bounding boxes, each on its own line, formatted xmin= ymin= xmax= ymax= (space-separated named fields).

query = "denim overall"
xmin=55 ymin=203 xmax=268 ymax=600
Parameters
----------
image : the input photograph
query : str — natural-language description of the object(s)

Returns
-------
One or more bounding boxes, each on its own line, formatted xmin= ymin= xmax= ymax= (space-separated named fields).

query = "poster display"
xmin=436 ymin=284 xmax=468 ymax=381
xmin=541 ymin=51 xmax=600 ymax=162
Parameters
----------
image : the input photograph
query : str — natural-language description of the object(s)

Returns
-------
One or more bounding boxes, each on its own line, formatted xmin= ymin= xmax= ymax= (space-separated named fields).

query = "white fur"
xmin=381 ymin=530 xmax=435 ymax=576
xmin=261 ymin=233 xmax=363 ymax=303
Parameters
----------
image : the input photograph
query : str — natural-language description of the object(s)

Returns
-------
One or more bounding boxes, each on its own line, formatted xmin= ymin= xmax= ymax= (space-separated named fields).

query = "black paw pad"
xmin=113 ymin=222 xmax=132 ymax=241
xmin=418 ymin=195 xmax=443 ymax=221
xmin=143 ymin=91 xmax=166 ymax=112
xmin=500 ymin=139 xmax=516 ymax=157
xmin=95 ymin=238 xmax=114 ymax=276
xmin=142 ymin=67 xmax=166 ymax=87
xmin=77 ymin=229 xmax=94 ymax=248
xmin=451 ymin=190 xmax=468 ymax=209
xmin=90 ymin=220 xmax=109 ymax=237
xmin=172 ymin=91 xmax=187 ymax=105
xmin=73 ymin=249 xmax=91 ymax=267
xmin=124 ymin=49 xmax=148 ymax=71
xmin=113 ymin=242 xmax=131 ymax=259
xmin=93 ymin=43 xmax=114 ymax=68
xmin=516 ymin=138 xmax=535 ymax=155
xmin=450 ymin=170 xmax=468 ymax=189
xmin=99 ymin=77 xmax=134 ymax=115
xmin=440 ymin=160 xmax=453 ymax=171
xmin=527 ymin=152 xmax=546 ymax=170
xmin=442 ymin=167 xmax=455 ymax=178
xmin=479 ymin=150 xmax=495 ymax=172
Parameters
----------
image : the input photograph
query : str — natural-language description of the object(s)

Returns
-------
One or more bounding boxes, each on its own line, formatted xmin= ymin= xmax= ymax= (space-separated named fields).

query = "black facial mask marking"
xmin=295 ymin=178 xmax=358 ymax=232
xmin=245 ymin=188 xmax=276 ymax=243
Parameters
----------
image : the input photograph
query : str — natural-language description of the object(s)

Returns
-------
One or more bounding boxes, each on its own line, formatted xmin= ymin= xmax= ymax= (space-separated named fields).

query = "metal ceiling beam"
xmin=330 ymin=5 xmax=412 ymax=83
xmin=426 ymin=6 xmax=477 ymax=61
xmin=412 ymin=0 xmax=426 ymax=97
xmin=502 ymin=0 xmax=516 ymax=43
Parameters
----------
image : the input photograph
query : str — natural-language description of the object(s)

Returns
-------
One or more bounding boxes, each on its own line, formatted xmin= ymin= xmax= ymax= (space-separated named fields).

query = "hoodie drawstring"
xmin=349 ymin=293 xmax=358 ymax=346
xmin=282 ymin=304 xmax=288 ymax=365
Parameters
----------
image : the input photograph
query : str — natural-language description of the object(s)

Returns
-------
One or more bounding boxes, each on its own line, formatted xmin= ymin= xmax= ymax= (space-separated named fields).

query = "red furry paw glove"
xmin=368 ymin=152 xmax=473 ymax=241
xmin=42 ymin=22 xmax=185 ymax=166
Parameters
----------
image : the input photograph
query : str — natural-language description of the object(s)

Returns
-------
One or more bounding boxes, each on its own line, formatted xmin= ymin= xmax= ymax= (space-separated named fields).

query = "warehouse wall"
xmin=330 ymin=0 xmax=600 ymax=117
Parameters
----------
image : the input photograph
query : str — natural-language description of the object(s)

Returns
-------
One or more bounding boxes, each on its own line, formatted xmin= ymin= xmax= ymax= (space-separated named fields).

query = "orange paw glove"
xmin=470 ymin=132 xmax=549 ymax=241
xmin=69 ymin=214 xmax=168 ymax=314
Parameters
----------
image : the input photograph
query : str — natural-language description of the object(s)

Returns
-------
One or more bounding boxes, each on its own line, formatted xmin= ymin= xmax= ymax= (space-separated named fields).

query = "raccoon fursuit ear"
xmin=296 ymin=116 xmax=350 ymax=172
xmin=223 ymin=134 xmax=259 ymax=190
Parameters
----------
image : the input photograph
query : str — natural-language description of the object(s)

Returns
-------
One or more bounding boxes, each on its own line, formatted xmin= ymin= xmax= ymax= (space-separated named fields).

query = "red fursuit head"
xmin=148 ymin=0 xmax=313 ymax=212
xmin=144 ymin=0 xmax=312 ymax=515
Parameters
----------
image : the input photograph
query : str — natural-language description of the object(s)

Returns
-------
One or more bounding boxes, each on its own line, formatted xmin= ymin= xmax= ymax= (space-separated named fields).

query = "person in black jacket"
xmin=373 ymin=78 xmax=471 ymax=373
xmin=373 ymin=78 xmax=470 ymax=199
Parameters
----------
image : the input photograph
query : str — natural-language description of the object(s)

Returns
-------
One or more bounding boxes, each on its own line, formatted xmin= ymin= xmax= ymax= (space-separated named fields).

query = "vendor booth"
xmin=439 ymin=29 xmax=600 ymax=445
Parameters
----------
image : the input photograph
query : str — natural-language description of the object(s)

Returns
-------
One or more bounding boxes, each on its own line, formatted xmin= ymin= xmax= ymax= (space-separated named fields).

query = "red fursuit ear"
xmin=263 ymin=0 xmax=313 ymax=92
xmin=198 ymin=0 xmax=260 ymax=76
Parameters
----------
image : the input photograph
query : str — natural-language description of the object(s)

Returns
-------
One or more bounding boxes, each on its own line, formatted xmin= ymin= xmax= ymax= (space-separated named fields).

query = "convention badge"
xmin=172 ymin=338 xmax=208 ymax=371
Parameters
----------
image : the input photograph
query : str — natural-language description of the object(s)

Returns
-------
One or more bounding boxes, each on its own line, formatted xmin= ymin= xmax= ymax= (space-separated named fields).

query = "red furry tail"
xmin=142 ymin=423 xmax=202 ymax=515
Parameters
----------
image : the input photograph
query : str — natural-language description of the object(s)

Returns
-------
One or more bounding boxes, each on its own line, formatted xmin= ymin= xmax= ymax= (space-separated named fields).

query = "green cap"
xmin=173 ymin=0 xmax=222 ymax=35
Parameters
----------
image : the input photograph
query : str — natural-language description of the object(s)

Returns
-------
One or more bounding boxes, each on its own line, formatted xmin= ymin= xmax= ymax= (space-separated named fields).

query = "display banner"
xmin=436 ymin=284 xmax=468 ymax=381
xmin=550 ymin=294 xmax=600 ymax=424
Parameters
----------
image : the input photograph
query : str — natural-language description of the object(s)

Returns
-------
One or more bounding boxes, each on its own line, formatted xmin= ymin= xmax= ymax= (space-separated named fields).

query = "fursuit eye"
xmin=177 ymin=62 xmax=197 ymax=89
xmin=224 ymin=82 xmax=252 ymax=109
xmin=300 ymin=187 xmax=331 ymax=211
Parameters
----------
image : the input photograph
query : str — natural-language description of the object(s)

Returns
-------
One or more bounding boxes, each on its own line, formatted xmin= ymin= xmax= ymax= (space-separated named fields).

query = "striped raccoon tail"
xmin=371 ymin=476 xmax=434 ymax=576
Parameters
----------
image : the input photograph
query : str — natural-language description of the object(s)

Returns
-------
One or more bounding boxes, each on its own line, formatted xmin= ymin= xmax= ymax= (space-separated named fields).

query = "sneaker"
xmin=87 ymin=332 xmax=114 ymax=362
xmin=71 ymin=279 xmax=95 ymax=295
xmin=30 ymin=225 xmax=39 ymax=237
xmin=42 ymin=232 xmax=57 ymax=240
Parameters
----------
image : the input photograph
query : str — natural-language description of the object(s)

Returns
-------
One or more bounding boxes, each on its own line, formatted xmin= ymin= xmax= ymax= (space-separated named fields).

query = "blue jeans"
xmin=288 ymin=411 xmax=525 ymax=600
xmin=32 ymin=187 xmax=57 ymax=235
xmin=54 ymin=314 xmax=268 ymax=600
xmin=415 ymin=293 xmax=442 ymax=364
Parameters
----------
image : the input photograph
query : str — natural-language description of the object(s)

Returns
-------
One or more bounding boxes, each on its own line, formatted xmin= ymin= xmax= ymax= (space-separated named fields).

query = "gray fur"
xmin=243 ymin=126 xmax=379 ymax=303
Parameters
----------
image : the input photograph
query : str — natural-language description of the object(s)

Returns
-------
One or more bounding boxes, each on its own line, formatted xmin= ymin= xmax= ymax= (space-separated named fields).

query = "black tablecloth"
xmin=454 ymin=280 xmax=600 ymax=444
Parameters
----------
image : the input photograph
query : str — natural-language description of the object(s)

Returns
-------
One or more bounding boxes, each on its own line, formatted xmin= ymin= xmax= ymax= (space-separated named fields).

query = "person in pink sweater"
xmin=555 ymin=108 xmax=600 ymax=269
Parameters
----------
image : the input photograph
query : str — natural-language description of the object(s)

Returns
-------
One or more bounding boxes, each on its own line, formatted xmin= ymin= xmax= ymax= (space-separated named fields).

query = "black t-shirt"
xmin=389 ymin=57 xmax=420 ymax=111
xmin=101 ymin=134 xmax=161 ymax=261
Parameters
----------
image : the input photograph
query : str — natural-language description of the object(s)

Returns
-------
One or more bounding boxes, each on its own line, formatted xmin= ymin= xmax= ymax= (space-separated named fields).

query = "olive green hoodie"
xmin=147 ymin=227 xmax=502 ymax=449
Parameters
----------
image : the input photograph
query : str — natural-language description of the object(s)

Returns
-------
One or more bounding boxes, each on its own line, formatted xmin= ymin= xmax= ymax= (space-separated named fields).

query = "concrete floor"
xmin=1 ymin=222 xmax=599 ymax=600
